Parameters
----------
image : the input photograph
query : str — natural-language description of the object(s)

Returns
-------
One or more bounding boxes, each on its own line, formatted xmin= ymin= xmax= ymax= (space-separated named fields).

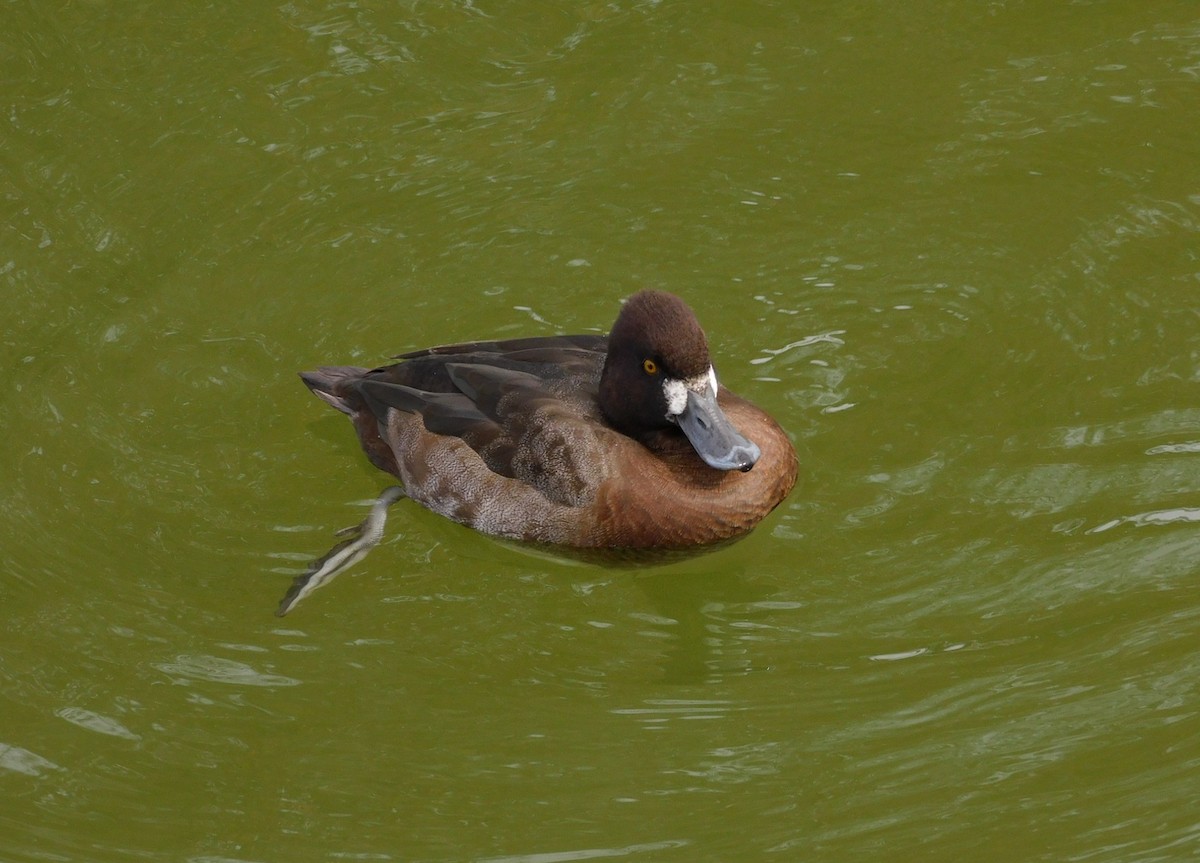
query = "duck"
xmin=280 ymin=290 xmax=797 ymax=614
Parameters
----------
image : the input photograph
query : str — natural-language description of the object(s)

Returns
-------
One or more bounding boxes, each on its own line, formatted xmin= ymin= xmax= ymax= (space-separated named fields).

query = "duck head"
xmin=599 ymin=290 xmax=761 ymax=472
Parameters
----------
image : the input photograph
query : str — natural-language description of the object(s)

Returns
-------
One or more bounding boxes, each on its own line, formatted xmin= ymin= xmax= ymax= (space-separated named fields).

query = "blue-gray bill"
xmin=677 ymin=388 xmax=761 ymax=472
xmin=276 ymin=486 xmax=407 ymax=616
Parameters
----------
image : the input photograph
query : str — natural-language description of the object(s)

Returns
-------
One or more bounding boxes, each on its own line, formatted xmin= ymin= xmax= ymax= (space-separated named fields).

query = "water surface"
xmin=4 ymin=2 xmax=1200 ymax=861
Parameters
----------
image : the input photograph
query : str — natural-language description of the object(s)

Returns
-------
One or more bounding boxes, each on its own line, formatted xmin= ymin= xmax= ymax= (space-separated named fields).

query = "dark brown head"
xmin=598 ymin=290 xmax=760 ymax=472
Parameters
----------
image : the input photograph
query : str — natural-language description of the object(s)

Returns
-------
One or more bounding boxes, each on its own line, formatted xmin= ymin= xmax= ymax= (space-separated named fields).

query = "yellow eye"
xmin=642 ymin=358 xmax=658 ymax=375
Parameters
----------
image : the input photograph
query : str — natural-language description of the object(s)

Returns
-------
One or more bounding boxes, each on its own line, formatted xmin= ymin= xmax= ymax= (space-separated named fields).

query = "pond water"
xmin=4 ymin=2 xmax=1200 ymax=861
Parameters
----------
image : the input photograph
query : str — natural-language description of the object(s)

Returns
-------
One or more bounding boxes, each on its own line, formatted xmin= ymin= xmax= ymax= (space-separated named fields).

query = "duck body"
xmin=301 ymin=291 xmax=797 ymax=549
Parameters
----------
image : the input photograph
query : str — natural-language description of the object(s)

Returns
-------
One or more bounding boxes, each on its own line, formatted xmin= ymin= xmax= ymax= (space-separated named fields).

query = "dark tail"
xmin=299 ymin=366 xmax=369 ymax=416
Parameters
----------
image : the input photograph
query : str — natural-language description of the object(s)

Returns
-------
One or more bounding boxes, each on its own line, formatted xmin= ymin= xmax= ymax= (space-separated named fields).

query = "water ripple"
xmin=155 ymin=655 xmax=300 ymax=688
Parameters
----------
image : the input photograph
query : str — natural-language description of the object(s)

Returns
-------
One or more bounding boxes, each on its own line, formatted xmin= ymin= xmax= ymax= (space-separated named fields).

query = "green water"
xmin=4 ymin=1 xmax=1200 ymax=860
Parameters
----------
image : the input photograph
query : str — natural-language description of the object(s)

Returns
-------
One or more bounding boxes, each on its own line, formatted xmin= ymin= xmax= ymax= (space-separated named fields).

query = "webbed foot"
xmin=275 ymin=486 xmax=407 ymax=616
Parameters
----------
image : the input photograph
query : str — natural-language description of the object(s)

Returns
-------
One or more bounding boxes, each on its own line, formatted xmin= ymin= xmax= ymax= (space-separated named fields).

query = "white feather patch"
xmin=663 ymin=379 xmax=688 ymax=417
xmin=664 ymin=366 xmax=717 ymax=419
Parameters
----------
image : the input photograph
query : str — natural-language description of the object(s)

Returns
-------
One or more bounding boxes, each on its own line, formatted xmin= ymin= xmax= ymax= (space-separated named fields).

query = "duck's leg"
xmin=275 ymin=485 xmax=407 ymax=616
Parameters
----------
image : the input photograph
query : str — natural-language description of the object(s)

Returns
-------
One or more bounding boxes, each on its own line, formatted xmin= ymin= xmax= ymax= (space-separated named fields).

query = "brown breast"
xmin=581 ymin=392 xmax=797 ymax=548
